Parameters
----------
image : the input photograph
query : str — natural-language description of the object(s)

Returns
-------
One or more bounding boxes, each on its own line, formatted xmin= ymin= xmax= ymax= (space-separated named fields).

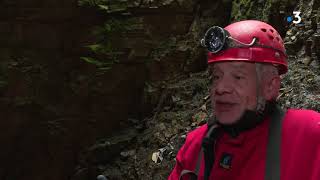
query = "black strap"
xmin=179 ymin=170 xmax=197 ymax=180
xmin=202 ymin=125 xmax=220 ymax=180
xmin=179 ymin=149 xmax=202 ymax=180
xmin=265 ymin=105 xmax=285 ymax=180
xmin=194 ymin=149 xmax=203 ymax=176
xmin=179 ymin=125 xmax=219 ymax=180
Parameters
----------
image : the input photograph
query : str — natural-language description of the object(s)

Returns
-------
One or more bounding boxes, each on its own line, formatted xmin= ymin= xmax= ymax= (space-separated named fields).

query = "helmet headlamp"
xmin=201 ymin=26 xmax=259 ymax=53
xmin=200 ymin=26 xmax=228 ymax=53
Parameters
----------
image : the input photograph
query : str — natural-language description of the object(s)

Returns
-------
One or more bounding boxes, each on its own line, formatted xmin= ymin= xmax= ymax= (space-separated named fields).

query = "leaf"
xmin=104 ymin=23 xmax=112 ymax=32
xmin=86 ymin=44 xmax=102 ymax=53
xmin=98 ymin=66 xmax=112 ymax=71
xmin=80 ymin=57 xmax=104 ymax=66
xmin=98 ymin=4 xmax=109 ymax=11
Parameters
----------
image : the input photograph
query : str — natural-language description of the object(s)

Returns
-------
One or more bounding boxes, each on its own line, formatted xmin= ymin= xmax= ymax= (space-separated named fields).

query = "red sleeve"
xmin=168 ymin=139 xmax=187 ymax=180
xmin=282 ymin=110 xmax=320 ymax=180
xmin=311 ymin=113 xmax=320 ymax=180
xmin=311 ymin=145 xmax=320 ymax=180
xmin=168 ymin=158 xmax=183 ymax=180
xmin=168 ymin=125 xmax=207 ymax=180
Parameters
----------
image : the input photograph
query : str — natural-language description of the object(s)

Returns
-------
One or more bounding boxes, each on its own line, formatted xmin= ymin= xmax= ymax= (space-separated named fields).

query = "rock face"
xmin=0 ymin=1 xmax=146 ymax=180
xmin=0 ymin=0 xmax=319 ymax=180
xmin=0 ymin=2 xmax=108 ymax=180
xmin=70 ymin=0 xmax=320 ymax=180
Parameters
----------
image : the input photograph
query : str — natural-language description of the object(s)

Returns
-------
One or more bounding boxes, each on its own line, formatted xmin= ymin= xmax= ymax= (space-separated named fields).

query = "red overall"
xmin=168 ymin=109 xmax=320 ymax=180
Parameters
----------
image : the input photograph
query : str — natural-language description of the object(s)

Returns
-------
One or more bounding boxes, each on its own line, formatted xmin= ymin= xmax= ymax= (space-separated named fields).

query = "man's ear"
xmin=264 ymin=76 xmax=281 ymax=100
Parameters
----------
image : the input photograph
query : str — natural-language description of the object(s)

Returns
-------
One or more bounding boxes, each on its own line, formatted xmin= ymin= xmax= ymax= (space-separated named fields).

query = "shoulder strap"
xmin=179 ymin=149 xmax=202 ymax=180
xmin=178 ymin=125 xmax=220 ymax=180
xmin=179 ymin=169 xmax=197 ymax=180
xmin=265 ymin=105 xmax=285 ymax=180
xmin=202 ymin=125 xmax=220 ymax=180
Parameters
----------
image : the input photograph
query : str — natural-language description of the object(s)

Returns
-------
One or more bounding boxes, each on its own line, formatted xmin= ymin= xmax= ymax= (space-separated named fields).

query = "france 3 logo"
xmin=286 ymin=11 xmax=303 ymax=26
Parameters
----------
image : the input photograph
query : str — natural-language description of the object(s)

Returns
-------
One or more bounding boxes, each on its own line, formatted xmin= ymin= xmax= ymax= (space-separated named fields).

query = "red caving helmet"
xmin=201 ymin=20 xmax=288 ymax=75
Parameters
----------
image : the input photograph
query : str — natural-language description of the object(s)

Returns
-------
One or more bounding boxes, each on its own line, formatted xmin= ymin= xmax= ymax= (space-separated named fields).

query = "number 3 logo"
xmin=293 ymin=11 xmax=301 ymax=24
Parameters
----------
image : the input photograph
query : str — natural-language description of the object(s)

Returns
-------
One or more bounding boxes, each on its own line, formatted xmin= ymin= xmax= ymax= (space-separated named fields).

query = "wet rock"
xmin=302 ymin=56 xmax=312 ymax=65
xmin=310 ymin=59 xmax=320 ymax=69
xmin=87 ymin=128 xmax=139 ymax=164
xmin=97 ymin=175 xmax=108 ymax=180
xmin=120 ymin=149 xmax=136 ymax=158
xmin=314 ymin=76 xmax=320 ymax=82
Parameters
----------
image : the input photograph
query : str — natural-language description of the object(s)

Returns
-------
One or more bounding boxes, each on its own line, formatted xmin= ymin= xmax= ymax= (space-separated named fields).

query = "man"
xmin=168 ymin=20 xmax=320 ymax=180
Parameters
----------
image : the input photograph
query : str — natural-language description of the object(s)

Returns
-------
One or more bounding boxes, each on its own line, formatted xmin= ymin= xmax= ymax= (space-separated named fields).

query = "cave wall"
xmin=0 ymin=1 xmax=147 ymax=180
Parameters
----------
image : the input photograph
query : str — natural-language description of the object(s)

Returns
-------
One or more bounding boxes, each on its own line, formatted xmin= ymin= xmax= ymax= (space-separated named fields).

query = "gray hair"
xmin=255 ymin=63 xmax=280 ymax=112
xmin=255 ymin=63 xmax=279 ymax=82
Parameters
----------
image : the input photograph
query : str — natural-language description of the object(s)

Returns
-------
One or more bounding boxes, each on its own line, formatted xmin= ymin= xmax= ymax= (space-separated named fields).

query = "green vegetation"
xmin=231 ymin=0 xmax=265 ymax=21
xmin=230 ymin=0 xmax=283 ymax=22
xmin=150 ymin=37 xmax=177 ymax=61
xmin=78 ymin=0 xmax=108 ymax=7
xmin=78 ymin=0 xmax=131 ymax=73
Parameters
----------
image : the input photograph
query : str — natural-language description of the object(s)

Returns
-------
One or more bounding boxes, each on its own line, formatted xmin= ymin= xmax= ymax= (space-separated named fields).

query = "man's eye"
xmin=234 ymin=75 xmax=243 ymax=80
xmin=209 ymin=75 xmax=220 ymax=84
xmin=212 ymin=75 xmax=220 ymax=80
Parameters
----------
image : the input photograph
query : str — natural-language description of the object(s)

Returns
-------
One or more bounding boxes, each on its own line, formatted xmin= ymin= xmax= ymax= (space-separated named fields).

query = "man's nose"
xmin=214 ymin=79 xmax=233 ymax=95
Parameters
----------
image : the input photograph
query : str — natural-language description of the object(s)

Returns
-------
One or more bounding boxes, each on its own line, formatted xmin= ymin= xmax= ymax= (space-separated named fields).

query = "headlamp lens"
xmin=201 ymin=26 xmax=227 ymax=53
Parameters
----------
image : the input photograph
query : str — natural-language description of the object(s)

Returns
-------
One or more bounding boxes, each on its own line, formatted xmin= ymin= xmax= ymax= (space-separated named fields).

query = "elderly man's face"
xmin=210 ymin=61 xmax=258 ymax=124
